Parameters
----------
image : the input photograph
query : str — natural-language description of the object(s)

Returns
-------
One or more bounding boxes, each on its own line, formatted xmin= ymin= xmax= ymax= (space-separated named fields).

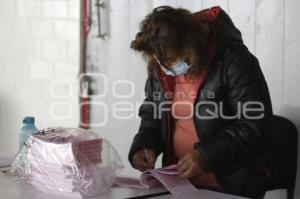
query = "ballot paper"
xmin=115 ymin=165 xmax=249 ymax=199
xmin=9 ymin=127 xmax=124 ymax=197
xmin=115 ymin=164 xmax=198 ymax=196
xmin=23 ymin=129 xmax=105 ymax=195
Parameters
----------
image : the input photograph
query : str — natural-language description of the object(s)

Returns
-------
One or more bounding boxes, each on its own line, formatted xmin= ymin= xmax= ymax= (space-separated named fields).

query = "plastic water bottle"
xmin=19 ymin=116 xmax=39 ymax=150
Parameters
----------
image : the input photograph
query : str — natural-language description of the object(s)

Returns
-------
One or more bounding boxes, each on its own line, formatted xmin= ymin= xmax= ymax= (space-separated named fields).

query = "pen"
xmin=143 ymin=146 xmax=150 ymax=164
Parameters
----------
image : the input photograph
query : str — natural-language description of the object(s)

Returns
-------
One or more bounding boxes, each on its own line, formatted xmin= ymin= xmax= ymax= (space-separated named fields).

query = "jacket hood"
xmin=193 ymin=6 xmax=243 ymax=57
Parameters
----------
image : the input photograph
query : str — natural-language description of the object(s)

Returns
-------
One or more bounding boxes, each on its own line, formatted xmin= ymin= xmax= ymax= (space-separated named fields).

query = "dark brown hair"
xmin=130 ymin=6 xmax=210 ymax=77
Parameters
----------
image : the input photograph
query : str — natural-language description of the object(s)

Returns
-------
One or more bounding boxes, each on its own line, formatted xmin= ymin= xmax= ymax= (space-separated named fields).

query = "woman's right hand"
xmin=132 ymin=148 xmax=157 ymax=172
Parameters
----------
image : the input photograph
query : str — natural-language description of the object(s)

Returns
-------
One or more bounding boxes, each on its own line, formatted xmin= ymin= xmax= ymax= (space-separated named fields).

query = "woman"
xmin=128 ymin=6 xmax=276 ymax=198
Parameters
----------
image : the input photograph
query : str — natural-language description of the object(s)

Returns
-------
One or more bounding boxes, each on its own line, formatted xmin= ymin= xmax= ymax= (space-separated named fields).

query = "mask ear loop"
xmin=154 ymin=57 xmax=176 ymax=76
xmin=154 ymin=42 xmax=178 ymax=74
xmin=182 ymin=57 xmax=190 ymax=65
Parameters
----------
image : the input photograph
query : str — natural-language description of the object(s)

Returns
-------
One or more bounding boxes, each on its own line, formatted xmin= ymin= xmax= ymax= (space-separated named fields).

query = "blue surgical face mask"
xmin=157 ymin=59 xmax=191 ymax=76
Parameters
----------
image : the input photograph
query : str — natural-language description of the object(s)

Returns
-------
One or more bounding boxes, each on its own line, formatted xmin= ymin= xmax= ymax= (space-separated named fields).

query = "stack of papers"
xmin=22 ymin=129 xmax=105 ymax=196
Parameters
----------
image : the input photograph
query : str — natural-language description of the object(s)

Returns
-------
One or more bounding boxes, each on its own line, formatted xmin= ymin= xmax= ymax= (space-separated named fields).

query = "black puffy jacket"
xmin=129 ymin=7 xmax=276 ymax=198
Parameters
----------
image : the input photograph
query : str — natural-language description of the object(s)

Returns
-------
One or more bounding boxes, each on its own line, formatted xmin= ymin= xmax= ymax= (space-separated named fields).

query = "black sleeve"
xmin=194 ymin=46 xmax=273 ymax=172
xmin=128 ymin=75 xmax=163 ymax=168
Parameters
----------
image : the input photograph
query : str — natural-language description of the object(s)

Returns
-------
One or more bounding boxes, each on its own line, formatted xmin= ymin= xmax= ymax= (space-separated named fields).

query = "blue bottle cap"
xmin=23 ymin=117 xmax=35 ymax=124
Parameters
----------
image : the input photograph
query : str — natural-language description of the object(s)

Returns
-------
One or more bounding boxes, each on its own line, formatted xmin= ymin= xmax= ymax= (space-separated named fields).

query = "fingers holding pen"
xmin=132 ymin=148 xmax=157 ymax=172
xmin=146 ymin=149 xmax=156 ymax=167
xmin=176 ymin=149 xmax=205 ymax=179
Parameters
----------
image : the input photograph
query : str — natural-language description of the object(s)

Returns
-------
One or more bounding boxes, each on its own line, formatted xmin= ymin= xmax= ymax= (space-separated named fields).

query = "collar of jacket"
xmin=193 ymin=6 xmax=221 ymax=22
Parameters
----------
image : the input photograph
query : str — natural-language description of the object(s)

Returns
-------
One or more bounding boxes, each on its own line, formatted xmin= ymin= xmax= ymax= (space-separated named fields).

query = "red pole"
xmin=80 ymin=0 xmax=91 ymax=129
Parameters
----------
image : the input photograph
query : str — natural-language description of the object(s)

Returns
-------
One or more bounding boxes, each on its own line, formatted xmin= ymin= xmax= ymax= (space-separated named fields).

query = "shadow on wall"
xmin=0 ymin=96 xmax=16 ymax=154
xmin=281 ymin=106 xmax=300 ymax=199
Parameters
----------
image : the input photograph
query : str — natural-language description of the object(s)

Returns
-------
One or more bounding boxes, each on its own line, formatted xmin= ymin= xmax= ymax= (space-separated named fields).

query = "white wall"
xmin=0 ymin=0 xmax=80 ymax=156
xmin=88 ymin=0 xmax=300 ymax=198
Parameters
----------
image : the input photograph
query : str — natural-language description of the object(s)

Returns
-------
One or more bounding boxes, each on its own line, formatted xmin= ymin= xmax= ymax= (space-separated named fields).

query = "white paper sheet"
xmin=115 ymin=165 xmax=197 ymax=196
xmin=115 ymin=165 xmax=250 ymax=199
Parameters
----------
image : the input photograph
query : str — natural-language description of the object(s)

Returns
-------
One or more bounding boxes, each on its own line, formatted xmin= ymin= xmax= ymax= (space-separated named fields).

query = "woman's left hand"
xmin=177 ymin=149 xmax=205 ymax=179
